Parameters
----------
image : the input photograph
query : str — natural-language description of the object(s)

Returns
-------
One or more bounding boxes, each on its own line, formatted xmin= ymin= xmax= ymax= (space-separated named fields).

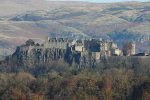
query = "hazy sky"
xmin=47 ymin=0 xmax=150 ymax=3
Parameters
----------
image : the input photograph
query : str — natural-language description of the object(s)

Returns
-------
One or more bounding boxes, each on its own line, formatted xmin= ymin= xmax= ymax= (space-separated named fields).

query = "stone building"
xmin=74 ymin=40 xmax=85 ymax=52
xmin=99 ymin=40 xmax=122 ymax=56
xmin=130 ymin=41 xmax=136 ymax=55
xmin=43 ymin=37 xmax=122 ymax=55
xmin=44 ymin=37 xmax=71 ymax=49
xmin=13 ymin=37 xmax=125 ymax=67
xmin=123 ymin=41 xmax=136 ymax=56
xmin=10 ymin=36 xmax=150 ymax=69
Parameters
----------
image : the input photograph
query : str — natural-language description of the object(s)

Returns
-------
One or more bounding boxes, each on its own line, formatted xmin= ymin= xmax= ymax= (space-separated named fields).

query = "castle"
xmin=13 ymin=37 xmax=139 ymax=67
xmin=43 ymin=37 xmax=125 ymax=57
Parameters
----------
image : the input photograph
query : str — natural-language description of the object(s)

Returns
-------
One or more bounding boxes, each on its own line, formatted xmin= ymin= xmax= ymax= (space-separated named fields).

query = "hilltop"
xmin=0 ymin=0 xmax=150 ymax=58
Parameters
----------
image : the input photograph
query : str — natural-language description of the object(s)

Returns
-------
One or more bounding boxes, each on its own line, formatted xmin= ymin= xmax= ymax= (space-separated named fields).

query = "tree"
xmin=25 ymin=39 xmax=35 ymax=46
xmin=102 ymin=74 xmax=112 ymax=100
xmin=36 ymin=43 xmax=40 ymax=46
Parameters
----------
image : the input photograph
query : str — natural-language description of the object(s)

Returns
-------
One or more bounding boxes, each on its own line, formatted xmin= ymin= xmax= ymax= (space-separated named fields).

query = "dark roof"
xmin=134 ymin=53 xmax=149 ymax=56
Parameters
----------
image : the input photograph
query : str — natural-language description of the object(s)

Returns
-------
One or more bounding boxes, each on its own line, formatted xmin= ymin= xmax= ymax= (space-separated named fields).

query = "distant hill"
xmin=0 ymin=0 xmax=150 ymax=58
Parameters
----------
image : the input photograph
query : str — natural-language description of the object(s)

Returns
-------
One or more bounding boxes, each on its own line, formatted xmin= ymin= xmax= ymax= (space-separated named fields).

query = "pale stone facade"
xmin=19 ymin=37 xmax=123 ymax=60
xmin=44 ymin=37 xmax=123 ymax=58
xmin=44 ymin=37 xmax=70 ymax=49
xmin=74 ymin=40 xmax=85 ymax=52
xmin=131 ymin=41 xmax=136 ymax=55
xmin=112 ymin=48 xmax=122 ymax=56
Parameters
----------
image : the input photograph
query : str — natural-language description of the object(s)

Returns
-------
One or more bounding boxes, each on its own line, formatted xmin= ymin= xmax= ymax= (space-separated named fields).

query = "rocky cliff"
xmin=11 ymin=45 xmax=100 ymax=68
xmin=1 ymin=1 xmax=150 ymax=58
xmin=10 ymin=45 xmax=150 ymax=69
xmin=12 ymin=46 xmax=68 ymax=66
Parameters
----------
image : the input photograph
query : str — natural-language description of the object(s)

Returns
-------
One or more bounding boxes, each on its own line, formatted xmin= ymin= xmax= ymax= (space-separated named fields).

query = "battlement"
xmin=42 ymin=37 xmax=122 ymax=56
xmin=47 ymin=37 xmax=69 ymax=43
xmin=44 ymin=37 xmax=72 ymax=49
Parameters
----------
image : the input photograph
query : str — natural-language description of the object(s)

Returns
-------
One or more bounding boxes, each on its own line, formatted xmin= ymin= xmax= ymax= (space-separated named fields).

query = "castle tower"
xmin=130 ymin=41 xmax=136 ymax=55
xmin=123 ymin=41 xmax=136 ymax=56
xmin=44 ymin=36 xmax=50 ymax=48
xmin=44 ymin=36 xmax=50 ymax=43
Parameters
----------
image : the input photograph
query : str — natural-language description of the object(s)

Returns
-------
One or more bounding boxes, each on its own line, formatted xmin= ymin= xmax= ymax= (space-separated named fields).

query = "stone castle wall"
xmin=99 ymin=56 xmax=150 ymax=69
xmin=11 ymin=37 xmax=149 ymax=68
xmin=44 ymin=37 xmax=70 ymax=49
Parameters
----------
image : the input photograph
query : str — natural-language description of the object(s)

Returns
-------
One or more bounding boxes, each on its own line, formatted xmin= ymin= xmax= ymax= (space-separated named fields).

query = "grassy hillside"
xmin=0 ymin=0 xmax=150 ymax=57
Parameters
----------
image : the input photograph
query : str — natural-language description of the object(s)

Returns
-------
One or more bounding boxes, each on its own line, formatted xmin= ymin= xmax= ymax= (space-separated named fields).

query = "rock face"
xmin=11 ymin=38 xmax=150 ymax=68
xmin=11 ymin=45 xmax=150 ymax=69
xmin=12 ymin=46 xmax=68 ymax=66
xmin=11 ymin=45 xmax=100 ymax=68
